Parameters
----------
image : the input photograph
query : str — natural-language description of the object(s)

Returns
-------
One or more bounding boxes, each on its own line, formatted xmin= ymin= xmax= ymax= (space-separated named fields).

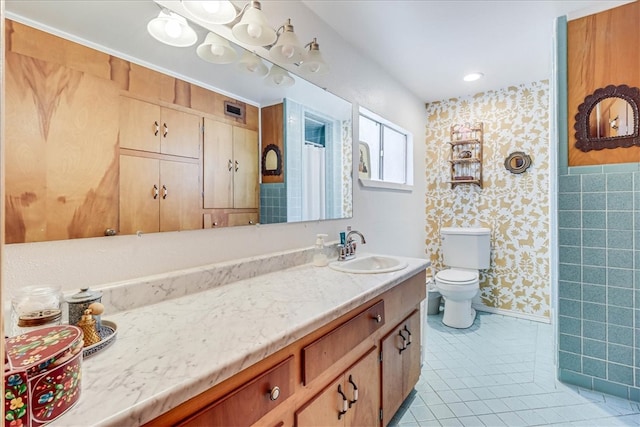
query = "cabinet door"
xmin=381 ymin=310 xmax=421 ymax=426
xmin=160 ymin=107 xmax=201 ymax=158
xmin=232 ymin=127 xmax=259 ymax=209
xmin=296 ymin=376 xmax=344 ymax=427
xmin=203 ymin=118 xmax=233 ymax=208
xmin=119 ymin=155 xmax=160 ymax=234
xmin=159 ymin=160 xmax=202 ymax=232
xmin=119 ymin=97 xmax=161 ymax=153
xmin=345 ymin=348 xmax=380 ymax=427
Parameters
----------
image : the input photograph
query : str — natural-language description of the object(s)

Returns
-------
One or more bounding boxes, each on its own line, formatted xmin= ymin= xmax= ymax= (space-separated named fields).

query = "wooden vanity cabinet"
xmin=147 ymin=270 xmax=426 ymax=427
xmin=296 ymin=347 xmax=380 ymax=427
xmin=381 ymin=310 xmax=422 ymax=426
xmin=177 ymin=357 xmax=294 ymax=427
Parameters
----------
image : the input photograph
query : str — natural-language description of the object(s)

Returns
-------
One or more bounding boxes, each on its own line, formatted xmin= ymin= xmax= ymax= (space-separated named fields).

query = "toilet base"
xmin=441 ymin=299 xmax=476 ymax=329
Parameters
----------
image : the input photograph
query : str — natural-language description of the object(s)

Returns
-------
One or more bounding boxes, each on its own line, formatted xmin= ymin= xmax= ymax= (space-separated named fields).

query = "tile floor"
xmin=389 ymin=311 xmax=640 ymax=426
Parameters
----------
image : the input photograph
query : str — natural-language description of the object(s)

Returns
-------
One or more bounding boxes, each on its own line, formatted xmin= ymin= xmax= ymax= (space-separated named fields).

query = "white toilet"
xmin=435 ymin=227 xmax=491 ymax=328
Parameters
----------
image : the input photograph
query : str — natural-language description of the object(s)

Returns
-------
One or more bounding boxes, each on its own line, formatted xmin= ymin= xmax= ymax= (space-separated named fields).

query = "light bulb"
xmin=202 ymin=1 xmax=221 ymax=13
xmin=247 ymin=62 xmax=258 ymax=73
xmin=210 ymin=44 xmax=225 ymax=57
xmin=274 ymin=75 xmax=284 ymax=85
xmin=281 ymin=45 xmax=295 ymax=59
xmin=247 ymin=23 xmax=262 ymax=39
xmin=309 ymin=63 xmax=320 ymax=73
xmin=164 ymin=20 xmax=182 ymax=38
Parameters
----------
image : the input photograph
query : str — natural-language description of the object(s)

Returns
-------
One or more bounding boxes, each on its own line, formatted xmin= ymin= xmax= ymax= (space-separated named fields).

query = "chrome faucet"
xmin=338 ymin=230 xmax=366 ymax=261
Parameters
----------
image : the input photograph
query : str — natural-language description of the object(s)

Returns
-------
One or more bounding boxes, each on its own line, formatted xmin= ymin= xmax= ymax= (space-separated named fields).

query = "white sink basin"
xmin=328 ymin=255 xmax=408 ymax=274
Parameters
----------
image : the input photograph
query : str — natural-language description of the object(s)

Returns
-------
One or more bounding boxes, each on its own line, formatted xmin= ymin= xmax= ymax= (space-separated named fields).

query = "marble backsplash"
xmin=94 ymin=246 xmax=327 ymax=315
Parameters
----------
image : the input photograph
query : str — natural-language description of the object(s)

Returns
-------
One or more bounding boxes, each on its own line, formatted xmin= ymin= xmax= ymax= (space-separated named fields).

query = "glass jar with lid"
xmin=10 ymin=285 xmax=62 ymax=336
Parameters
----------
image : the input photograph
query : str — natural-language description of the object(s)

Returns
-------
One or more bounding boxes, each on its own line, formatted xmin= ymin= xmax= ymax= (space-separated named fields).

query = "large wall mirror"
xmin=4 ymin=0 xmax=353 ymax=243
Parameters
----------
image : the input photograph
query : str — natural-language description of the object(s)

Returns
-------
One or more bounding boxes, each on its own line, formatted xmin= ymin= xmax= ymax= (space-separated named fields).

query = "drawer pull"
xmin=373 ymin=314 xmax=382 ymax=323
xmin=228 ymin=159 xmax=233 ymax=171
xmin=154 ymin=121 xmax=159 ymax=136
xmin=337 ymin=384 xmax=348 ymax=420
xmin=404 ymin=325 xmax=412 ymax=345
xmin=399 ymin=329 xmax=408 ymax=354
xmin=163 ymin=122 xmax=168 ymax=137
xmin=348 ymin=375 xmax=358 ymax=407
xmin=152 ymin=184 xmax=159 ymax=199
xmin=268 ymin=386 xmax=281 ymax=401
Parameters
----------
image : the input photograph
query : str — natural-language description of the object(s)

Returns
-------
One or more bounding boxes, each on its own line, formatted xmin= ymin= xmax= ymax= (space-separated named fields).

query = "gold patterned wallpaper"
xmin=425 ymin=80 xmax=550 ymax=320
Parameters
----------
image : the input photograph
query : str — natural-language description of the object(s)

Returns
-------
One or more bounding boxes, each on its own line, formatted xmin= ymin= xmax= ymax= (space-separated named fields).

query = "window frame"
xmin=358 ymin=107 xmax=413 ymax=191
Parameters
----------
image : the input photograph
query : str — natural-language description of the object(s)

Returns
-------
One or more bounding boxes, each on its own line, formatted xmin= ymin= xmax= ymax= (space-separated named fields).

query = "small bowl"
xmin=83 ymin=320 xmax=117 ymax=359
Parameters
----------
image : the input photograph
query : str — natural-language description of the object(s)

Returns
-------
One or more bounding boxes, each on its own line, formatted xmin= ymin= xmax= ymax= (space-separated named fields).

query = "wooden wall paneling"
xmin=6 ymin=20 xmax=112 ymax=80
xmin=567 ymin=1 xmax=640 ymax=166
xmin=5 ymin=51 xmax=119 ymax=243
xmin=261 ymin=103 xmax=284 ymax=184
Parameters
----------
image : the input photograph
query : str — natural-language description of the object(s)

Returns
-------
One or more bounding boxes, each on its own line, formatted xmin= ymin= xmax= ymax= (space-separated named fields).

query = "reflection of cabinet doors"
xmin=381 ymin=310 xmax=421 ymax=426
xmin=296 ymin=347 xmax=379 ymax=427
xmin=203 ymin=118 xmax=258 ymax=209
xmin=119 ymin=155 xmax=201 ymax=234
xmin=120 ymin=97 xmax=201 ymax=158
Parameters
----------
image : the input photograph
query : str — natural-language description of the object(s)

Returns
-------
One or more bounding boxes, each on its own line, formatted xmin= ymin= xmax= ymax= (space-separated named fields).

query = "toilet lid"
xmin=436 ymin=269 xmax=477 ymax=284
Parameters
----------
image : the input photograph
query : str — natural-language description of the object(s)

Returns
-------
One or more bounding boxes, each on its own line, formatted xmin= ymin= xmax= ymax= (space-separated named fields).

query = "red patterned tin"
xmin=4 ymin=326 xmax=83 ymax=427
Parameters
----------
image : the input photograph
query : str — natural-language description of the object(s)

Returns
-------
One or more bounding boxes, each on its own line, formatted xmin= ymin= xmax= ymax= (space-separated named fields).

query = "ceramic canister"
xmin=66 ymin=288 xmax=103 ymax=328
xmin=4 ymin=325 xmax=84 ymax=427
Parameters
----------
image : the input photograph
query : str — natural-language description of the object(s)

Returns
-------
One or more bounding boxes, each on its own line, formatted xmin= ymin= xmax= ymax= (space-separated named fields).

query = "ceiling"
xmin=4 ymin=0 xmax=633 ymax=103
xmin=303 ymin=0 xmax=633 ymax=102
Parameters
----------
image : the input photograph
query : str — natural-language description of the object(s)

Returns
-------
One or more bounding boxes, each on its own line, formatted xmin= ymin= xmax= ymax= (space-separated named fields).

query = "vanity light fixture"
xmin=463 ymin=72 xmax=484 ymax=82
xmin=269 ymin=19 xmax=305 ymax=64
xmin=265 ymin=65 xmax=295 ymax=87
xmin=232 ymin=1 xmax=277 ymax=46
xmin=237 ymin=50 xmax=268 ymax=76
xmin=299 ymin=38 xmax=329 ymax=75
xmin=147 ymin=9 xmax=198 ymax=47
xmin=182 ymin=0 xmax=237 ymax=24
xmin=197 ymin=32 xmax=238 ymax=63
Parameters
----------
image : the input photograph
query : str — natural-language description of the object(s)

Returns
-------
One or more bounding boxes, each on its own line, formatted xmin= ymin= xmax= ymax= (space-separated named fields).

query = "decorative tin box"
xmin=4 ymin=326 xmax=84 ymax=427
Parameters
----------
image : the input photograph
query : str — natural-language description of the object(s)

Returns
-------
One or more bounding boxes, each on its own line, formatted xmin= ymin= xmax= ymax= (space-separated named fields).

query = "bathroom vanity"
xmin=48 ymin=251 xmax=427 ymax=426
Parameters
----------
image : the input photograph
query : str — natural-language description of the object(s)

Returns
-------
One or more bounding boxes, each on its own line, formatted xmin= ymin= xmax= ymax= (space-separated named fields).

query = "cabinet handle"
xmin=163 ymin=123 xmax=168 ymax=137
xmin=235 ymin=160 xmax=239 ymax=172
xmin=268 ymin=386 xmax=281 ymax=401
xmin=348 ymin=375 xmax=358 ymax=407
xmin=403 ymin=325 xmax=412 ymax=345
xmin=337 ymin=384 xmax=348 ymax=420
xmin=162 ymin=185 xmax=168 ymax=199
xmin=372 ymin=314 xmax=382 ymax=323
xmin=228 ymin=159 xmax=233 ymax=171
xmin=398 ymin=329 xmax=408 ymax=354
xmin=152 ymin=184 xmax=159 ymax=199
xmin=154 ymin=121 xmax=159 ymax=136
xmin=212 ymin=221 xmax=218 ymax=227
xmin=248 ymin=220 xmax=254 ymax=225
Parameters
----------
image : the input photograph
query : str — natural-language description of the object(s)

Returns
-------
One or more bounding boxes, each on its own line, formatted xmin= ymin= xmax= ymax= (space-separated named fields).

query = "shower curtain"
xmin=302 ymin=144 xmax=326 ymax=220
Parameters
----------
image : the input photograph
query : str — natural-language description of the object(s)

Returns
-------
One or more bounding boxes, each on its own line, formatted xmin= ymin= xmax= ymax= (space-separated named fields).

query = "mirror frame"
xmin=504 ymin=151 xmax=532 ymax=174
xmin=574 ymin=84 xmax=640 ymax=152
xmin=261 ymin=144 xmax=282 ymax=176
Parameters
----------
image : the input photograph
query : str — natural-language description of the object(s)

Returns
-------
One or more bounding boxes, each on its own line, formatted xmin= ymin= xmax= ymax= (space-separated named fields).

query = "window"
xmin=359 ymin=107 xmax=412 ymax=187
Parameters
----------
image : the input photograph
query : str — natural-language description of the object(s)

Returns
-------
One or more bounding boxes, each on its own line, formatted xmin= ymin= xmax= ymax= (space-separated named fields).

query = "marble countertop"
xmin=53 ymin=254 xmax=428 ymax=426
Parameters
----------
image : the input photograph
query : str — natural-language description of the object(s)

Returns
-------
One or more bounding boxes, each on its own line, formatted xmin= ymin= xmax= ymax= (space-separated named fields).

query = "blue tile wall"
xmin=556 ymin=15 xmax=638 ymax=401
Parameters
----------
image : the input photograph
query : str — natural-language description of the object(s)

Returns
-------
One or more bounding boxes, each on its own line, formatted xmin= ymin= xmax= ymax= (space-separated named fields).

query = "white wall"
xmin=3 ymin=2 xmax=428 ymax=294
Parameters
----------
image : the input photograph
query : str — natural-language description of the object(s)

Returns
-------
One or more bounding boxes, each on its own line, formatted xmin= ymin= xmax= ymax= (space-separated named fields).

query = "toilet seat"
xmin=435 ymin=269 xmax=478 ymax=286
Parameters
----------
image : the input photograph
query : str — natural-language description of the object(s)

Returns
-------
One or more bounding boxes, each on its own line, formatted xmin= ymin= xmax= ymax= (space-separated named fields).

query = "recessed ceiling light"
xmin=463 ymin=72 xmax=484 ymax=82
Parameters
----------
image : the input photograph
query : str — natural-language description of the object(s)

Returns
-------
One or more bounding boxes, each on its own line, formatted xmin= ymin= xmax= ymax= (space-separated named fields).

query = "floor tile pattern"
xmin=390 ymin=312 xmax=640 ymax=426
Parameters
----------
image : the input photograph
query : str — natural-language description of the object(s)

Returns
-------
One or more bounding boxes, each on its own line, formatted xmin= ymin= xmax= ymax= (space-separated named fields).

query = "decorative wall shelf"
xmin=447 ymin=122 xmax=483 ymax=188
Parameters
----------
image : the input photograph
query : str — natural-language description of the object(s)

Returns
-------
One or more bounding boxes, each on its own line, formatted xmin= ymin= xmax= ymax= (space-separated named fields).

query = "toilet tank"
xmin=441 ymin=227 xmax=491 ymax=269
